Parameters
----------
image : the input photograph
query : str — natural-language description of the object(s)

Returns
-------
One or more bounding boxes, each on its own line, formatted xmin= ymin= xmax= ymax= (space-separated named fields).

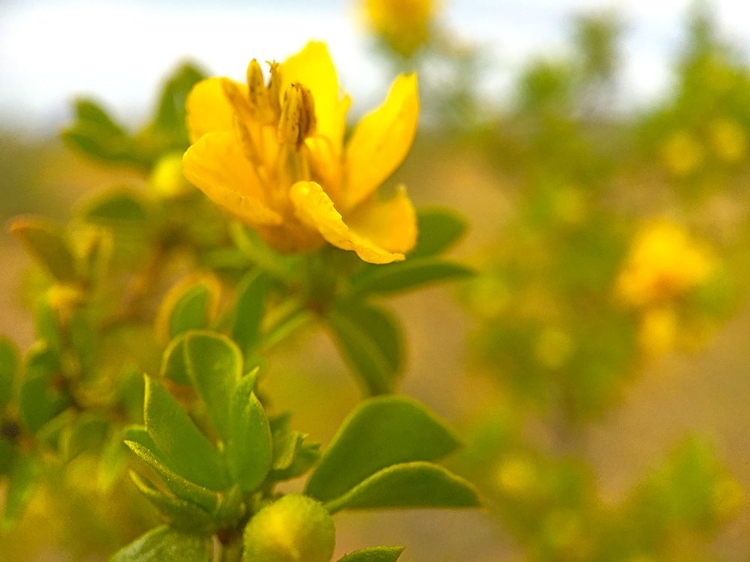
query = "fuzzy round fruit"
xmin=243 ymin=494 xmax=335 ymax=562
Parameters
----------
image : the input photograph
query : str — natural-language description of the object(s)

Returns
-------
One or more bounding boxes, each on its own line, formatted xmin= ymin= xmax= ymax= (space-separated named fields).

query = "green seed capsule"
xmin=243 ymin=494 xmax=335 ymax=562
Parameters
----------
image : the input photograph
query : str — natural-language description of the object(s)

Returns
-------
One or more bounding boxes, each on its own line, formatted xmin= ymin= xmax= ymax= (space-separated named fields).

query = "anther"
xmin=277 ymin=83 xmax=316 ymax=149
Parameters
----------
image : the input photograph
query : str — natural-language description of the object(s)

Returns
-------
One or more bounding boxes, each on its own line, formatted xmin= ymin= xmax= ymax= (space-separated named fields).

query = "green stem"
xmin=258 ymin=300 xmax=315 ymax=354
xmin=218 ymin=537 xmax=243 ymax=562
xmin=229 ymin=221 xmax=297 ymax=283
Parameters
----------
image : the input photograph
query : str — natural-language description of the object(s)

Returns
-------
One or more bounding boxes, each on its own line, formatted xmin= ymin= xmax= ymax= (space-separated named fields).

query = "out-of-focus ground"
xmin=2 ymin=133 xmax=749 ymax=561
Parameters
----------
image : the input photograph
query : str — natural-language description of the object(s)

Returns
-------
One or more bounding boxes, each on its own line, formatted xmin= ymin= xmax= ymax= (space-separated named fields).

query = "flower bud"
xmin=242 ymin=494 xmax=335 ymax=562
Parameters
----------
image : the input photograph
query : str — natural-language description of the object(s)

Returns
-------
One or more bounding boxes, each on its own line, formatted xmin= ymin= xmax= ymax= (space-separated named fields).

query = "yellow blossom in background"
xmin=709 ymin=118 xmax=747 ymax=163
xmin=495 ymin=454 xmax=538 ymax=497
xmin=151 ymin=152 xmax=194 ymax=198
xmin=363 ymin=0 xmax=438 ymax=58
xmin=616 ymin=219 xmax=715 ymax=308
xmin=638 ymin=306 xmax=678 ymax=357
xmin=660 ymin=130 xmax=704 ymax=176
xmin=183 ymin=41 xmax=419 ymax=264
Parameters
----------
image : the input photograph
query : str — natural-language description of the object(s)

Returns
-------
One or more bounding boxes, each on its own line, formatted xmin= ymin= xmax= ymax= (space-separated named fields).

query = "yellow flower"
xmin=638 ymin=306 xmax=678 ymax=357
xmin=182 ymin=42 xmax=419 ymax=264
xmin=709 ymin=118 xmax=747 ymax=163
xmin=151 ymin=152 xmax=193 ymax=198
xmin=616 ymin=220 xmax=714 ymax=308
xmin=660 ymin=130 xmax=704 ymax=177
xmin=363 ymin=0 xmax=437 ymax=57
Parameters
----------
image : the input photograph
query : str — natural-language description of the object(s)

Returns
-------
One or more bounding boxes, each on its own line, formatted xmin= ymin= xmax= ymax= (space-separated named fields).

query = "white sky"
xmin=1 ymin=0 xmax=750 ymax=136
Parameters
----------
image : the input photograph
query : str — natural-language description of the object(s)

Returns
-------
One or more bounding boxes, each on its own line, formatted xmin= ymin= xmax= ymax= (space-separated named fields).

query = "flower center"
xmin=225 ymin=61 xmax=320 ymax=214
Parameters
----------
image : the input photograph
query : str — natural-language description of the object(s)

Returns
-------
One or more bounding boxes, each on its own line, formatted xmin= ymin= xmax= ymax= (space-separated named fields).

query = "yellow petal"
xmin=282 ymin=42 xmax=349 ymax=150
xmin=305 ymin=136 xmax=343 ymax=205
xmin=186 ymin=78 xmax=246 ymax=143
xmin=343 ymin=73 xmax=419 ymax=211
xmin=345 ymin=186 xmax=417 ymax=254
xmin=183 ymin=131 xmax=282 ymax=226
xmin=289 ymin=181 xmax=405 ymax=264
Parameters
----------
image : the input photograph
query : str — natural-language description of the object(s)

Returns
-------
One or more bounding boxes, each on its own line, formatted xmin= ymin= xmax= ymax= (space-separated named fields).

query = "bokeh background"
xmin=3 ymin=0 xmax=750 ymax=560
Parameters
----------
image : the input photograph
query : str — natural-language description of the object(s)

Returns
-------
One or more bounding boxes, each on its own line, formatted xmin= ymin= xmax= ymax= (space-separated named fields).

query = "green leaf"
xmin=34 ymin=409 xmax=75 ymax=452
xmin=19 ymin=343 xmax=71 ymax=434
xmin=73 ymin=99 xmax=124 ymax=136
xmin=61 ymin=99 xmax=137 ymax=167
xmin=61 ymin=413 xmax=109 ymax=461
xmin=226 ymin=372 xmax=272 ymax=492
xmin=324 ymin=462 xmax=481 ymax=513
xmin=349 ymin=259 xmax=473 ymax=297
xmin=337 ymin=302 xmax=403 ymax=376
xmin=34 ymin=294 xmax=63 ymax=350
xmin=326 ymin=309 xmax=399 ymax=395
xmin=182 ymin=332 xmax=243 ymax=440
xmin=62 ymin=126 xmax=133 ymax=166
xmin=109 ymin=525 xmax=213 ymax=562
xmin=337 ymin=546 xmax=405 ymax=562
xmin=130 ymin=472 xmax=214 ymax=532
xmin=270 ymin=441 xmax=321 ymax=482
xmin=2 ymin=454 xmax=40 ymax=531
xmin=212 ymin=485 xmax=245 ymax=528
xmin=79 ymin=229 xmax=114 ymax=283
xmin=230 ymin=222 xmax=300 ymax=282
xmin=143 ymin=377 xmax=230 ymax=490
xmin=79 ymin=188 xmax=150 ymax=225
xmin=98 ymin=430 xmax=129 ymax=493
xmin=160 ymin=334 xmax=191 ymax=386
xmin=68 ymin=308 xmax=99 ymax=375
xmin=63 ymin=64 xmax=204 ymax=169
xmin=306 ymin=396 xmax=462 ymax=502
xmin=160 ymin=281 xmax=220 ymax=341
xmin=232 ymin=270 xmax=269 ymax=355
xmin=124 ymin=438 xmax=219 ymax=512
xmin=9 ymin=217 xmax=79 ymax=282
xmin=0 ymin=336 xmax=20 ymax=411
xmin=149 ymin=63 xmax=206 ymax=142
xmin=0 ymin=438 xmax=15 ymax=476
xmin=411 ymin=209 xmax=467 ymax=259
xmin=272 ymin=428 xmax=305 ymax=472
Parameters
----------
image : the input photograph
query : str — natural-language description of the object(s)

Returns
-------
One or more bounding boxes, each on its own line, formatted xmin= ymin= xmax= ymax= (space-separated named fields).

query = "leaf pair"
xmin=305 ymin=396 xmax=481 ymax=513
xmin=62 ymin=64 xmax=205 ymax=169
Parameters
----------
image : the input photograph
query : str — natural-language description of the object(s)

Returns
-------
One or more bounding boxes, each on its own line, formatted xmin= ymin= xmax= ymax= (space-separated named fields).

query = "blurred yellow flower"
xmin=495 ymin=454 xmax=538 ymax=497
xmin=151 ymin=152 xmax=193 ymax=198
xmin=709 ymin=118 xmax=747 ymax=163
xmin=616 ymin=220 xmax=714 ymax=308
xmin=660 ymin=130 xmax=704 ymax=177
xmin=712 ymin=477 xmax=745 ymax=518
xmin=363 ymin=0 xmax=437 ymax=57
xmin=638 ymin=306 xmax=677 ymax=357
xmin=183 ymin=42 xmax=419 ymax=264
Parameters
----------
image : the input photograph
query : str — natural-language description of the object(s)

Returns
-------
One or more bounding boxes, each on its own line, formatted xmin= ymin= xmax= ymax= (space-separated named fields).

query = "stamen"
xmin=267 ymin=62 xmax=283 ymax=121
xmin=277 ymin=83 xmax=317 ymax=149
xmin=246 ymin=59 xmax=273 ymax=123
xmin=221 ymin=78 xmax=254 ymax=123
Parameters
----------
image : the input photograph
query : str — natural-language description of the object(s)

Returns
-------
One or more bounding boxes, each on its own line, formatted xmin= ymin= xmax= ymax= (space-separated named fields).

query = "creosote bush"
xmin=3 ymin=3 xmax=750 ymax=562
xmin=0 ymin=40 xmax=478 ymax=562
